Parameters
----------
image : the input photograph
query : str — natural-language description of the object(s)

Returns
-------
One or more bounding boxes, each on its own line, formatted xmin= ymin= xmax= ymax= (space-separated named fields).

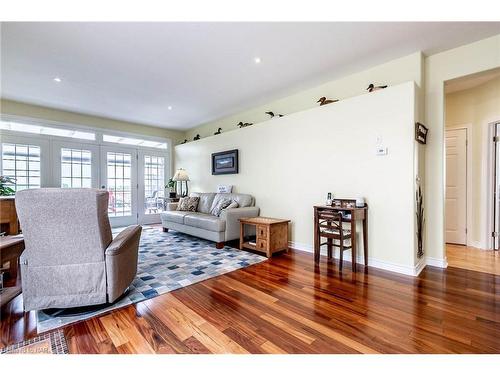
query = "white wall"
xmin=176 ymin=82 xmax=419 ymax=274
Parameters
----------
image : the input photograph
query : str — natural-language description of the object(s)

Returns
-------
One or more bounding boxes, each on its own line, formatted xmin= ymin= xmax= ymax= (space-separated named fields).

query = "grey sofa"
xmin=15 ymin=188 xmax=142 ymax=311
xmin=160 ymin=192 xmax=259 ymax=248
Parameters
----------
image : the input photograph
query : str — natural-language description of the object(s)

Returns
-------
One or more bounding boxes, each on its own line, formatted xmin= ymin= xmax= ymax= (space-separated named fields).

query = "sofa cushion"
xmin=210 ymin=198 xmax=233 ymax=216
xmin=212 ymin=193 xmax=254 ymax=211
xmin=190 ymin=192 xmax=216 ymax=214
xmin=177 ymin=196 xmax=199 ymax=212
xmin=161 ymin=210 xmax=191 ymax=224
xmin=184 ymin=212 xmax=226 ymax=232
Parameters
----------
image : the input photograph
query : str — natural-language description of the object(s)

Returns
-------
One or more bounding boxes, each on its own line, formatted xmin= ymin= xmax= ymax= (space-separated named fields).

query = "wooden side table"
xmin=239 ymin=217 xmax=290 ymax=258
xmin=0 ymin=197 xmax=19 ymax=235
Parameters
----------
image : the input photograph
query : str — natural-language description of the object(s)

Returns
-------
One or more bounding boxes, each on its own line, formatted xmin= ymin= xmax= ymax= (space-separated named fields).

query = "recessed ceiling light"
xmin=254 ymin=57 xmax=261 ymax=64
xmin=53 ymin=77 xmax=62 ymax=83
xmin=167 ymin=106 xmax=173 ymax=110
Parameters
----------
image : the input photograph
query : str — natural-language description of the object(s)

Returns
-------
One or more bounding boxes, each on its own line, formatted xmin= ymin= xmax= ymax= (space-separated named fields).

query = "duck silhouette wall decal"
xmin=237 ymin=122 xmax=253 ymax=128
xmin=265 ymin=111 xmax=284 ymax=118
xmin=317 ymin=97 xmax=339 ymax=106
xmin=366 ymin=83 xmax=388 ymax=92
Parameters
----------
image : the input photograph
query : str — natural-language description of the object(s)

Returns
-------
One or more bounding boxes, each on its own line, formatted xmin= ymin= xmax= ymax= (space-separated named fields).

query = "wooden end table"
xmin=239 ymin=217 xmax=290 ymax=258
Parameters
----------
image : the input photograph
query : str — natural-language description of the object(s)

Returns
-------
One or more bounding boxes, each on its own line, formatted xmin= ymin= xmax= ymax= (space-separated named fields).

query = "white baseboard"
xmin=468 ymin=240 xmax=491 ymax=250
xmin=289 ymin=241 xmax=425 ymax=277
xmin=425 ymin=256 xmax=448 ymax=268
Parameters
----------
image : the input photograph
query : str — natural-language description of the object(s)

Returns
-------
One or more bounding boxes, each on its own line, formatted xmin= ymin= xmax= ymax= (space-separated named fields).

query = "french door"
xmin=138 ymin=150 xmax=168 ymax=224
xmin=100 ymin=146 xmax=138 ymax=227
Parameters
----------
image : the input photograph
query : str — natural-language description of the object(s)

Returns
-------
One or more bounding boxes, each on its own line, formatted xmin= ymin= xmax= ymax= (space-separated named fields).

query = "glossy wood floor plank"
xmin=1 ymin=243 xmax=499 ymax=354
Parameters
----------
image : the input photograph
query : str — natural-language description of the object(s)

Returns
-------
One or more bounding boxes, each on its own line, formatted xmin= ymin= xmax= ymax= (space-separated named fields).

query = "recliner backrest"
xmin=15 ymin=188 xmax=113 ymax=267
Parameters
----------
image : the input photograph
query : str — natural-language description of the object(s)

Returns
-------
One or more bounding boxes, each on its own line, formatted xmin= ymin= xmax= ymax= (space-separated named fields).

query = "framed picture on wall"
xmin=415 ymin=122 xmax=429 ymax=144
xmin=212 ymin=149 xmax=239 ymax=175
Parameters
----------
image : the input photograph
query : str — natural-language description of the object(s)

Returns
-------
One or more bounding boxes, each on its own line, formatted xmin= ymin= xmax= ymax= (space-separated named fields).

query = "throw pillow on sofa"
xmin=177 ymin=196 xmax=200 ymax=212
xmin=210 ymin=198 xmax=233 ymax=216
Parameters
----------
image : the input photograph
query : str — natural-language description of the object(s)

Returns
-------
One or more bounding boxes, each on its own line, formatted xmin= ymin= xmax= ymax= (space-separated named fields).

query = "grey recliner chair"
xmin=15 ymin=188 xmax=142 ymax=311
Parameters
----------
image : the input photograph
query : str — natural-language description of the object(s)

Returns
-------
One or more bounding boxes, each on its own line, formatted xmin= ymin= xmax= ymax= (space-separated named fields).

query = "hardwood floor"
xmin=1 ymin=248 xmax=500 ymax=353
xmin=447 ymin=244 xmax=500 ymax=275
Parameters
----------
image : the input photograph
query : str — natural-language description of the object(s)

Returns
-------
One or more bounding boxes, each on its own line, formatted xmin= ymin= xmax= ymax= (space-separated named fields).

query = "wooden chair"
xmin=316 ymin=210 xmax=352 ymax=270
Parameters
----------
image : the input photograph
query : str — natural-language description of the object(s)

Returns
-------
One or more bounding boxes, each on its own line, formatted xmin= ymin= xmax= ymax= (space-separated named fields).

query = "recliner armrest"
xmin=106 ymin=225 xmax=142 ymax=256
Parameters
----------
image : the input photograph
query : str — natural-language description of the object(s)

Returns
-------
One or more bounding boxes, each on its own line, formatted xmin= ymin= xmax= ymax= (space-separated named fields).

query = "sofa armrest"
xmin=220 ymin=206 xmax=260 ymax=241
xmin=106 ymin=225 xmax=142 ymax=256
xmin=166 ymin=202 xmax=179 ymax=211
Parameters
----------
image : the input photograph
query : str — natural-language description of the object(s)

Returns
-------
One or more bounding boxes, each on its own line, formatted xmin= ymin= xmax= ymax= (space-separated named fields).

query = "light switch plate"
xmin=376 ymin=146 xmax=388 ymax=156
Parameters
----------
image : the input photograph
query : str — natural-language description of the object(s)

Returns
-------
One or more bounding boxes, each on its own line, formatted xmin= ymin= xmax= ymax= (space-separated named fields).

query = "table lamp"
xmin=173 ymin=168 xmax=190 ymax=197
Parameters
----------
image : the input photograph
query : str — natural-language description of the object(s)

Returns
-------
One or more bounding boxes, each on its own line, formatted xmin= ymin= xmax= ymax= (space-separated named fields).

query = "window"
xmin=61 ymin=148 xmax=92 ymax=188
xmin=106 ymin=152 xmax=132 ymax=217
xmin=1 ymin=143 xmax=41 ymax=191
xmin=103 ymin=134 xmax=167 ymax=149
xmin=0 ymin=120 xmax=95 ymax=140
xmin=144 ymin=155 xmax=165 ymax=214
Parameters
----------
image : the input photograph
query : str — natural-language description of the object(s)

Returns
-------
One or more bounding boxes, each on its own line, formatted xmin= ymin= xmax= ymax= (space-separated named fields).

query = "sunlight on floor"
xmin=446 ymin=244 xmax=500 ymax=275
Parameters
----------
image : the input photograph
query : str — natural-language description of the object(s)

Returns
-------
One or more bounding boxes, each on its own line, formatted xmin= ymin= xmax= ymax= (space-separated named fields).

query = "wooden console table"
xmin=314 ymin=200 xmax=368 ymax=271
xmin=0 ymin=235 xmax=24 ymax=307
xmin=239 ymin=217 xmax=290 ymax=258
xmin=0 ymin=196 xmax=19 ymax=235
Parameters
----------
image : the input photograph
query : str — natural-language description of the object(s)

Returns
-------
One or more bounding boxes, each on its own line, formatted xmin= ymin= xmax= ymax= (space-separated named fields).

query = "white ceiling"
xmin=2 ymin=22 xmax=500 ymax=130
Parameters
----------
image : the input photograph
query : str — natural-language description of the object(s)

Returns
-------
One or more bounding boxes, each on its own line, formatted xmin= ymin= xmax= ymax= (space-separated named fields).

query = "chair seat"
xmin=320 ymin=228 xmax=351 ymax=236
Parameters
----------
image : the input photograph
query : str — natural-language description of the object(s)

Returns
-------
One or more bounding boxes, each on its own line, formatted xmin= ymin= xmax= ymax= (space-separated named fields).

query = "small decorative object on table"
xmin=212 ymin=149 xmax=239 ymax=175
xmin=214 ymin=127 xmax=222 ymax=135
xmin=356 ymin=197 xmax=365 ymax=207
xmin=217 ymin=184 xmax=233 ymax=193
xmin=0 ymin=176 xmax=15 ymax=196
xmin=415 ymin=122 xmax=428 ymax=145
xmin=166 ymin=178 xmax=177 ymax=198
xmin=193 ymin=134 xmax=201 ymax=141
xmin=326 ymin=192 xmax=333 ymax=206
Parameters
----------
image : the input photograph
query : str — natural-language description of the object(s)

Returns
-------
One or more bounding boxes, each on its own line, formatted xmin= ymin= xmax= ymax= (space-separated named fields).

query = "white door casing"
xmin=445 ymin=128 xmax=467 ymax=245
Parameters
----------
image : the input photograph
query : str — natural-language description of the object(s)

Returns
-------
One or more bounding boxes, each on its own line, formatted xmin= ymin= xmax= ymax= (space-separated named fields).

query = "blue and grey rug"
xmin=37 ymin=226 xmax=266 ymax=333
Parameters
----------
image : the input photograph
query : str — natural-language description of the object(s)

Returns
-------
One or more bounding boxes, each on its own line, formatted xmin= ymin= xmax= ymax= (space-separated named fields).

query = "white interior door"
xmin=445 ymin=128 xmax=467 ymax=245
xmin=138 ymin=150 xmax=168 ymax=224
xmin=52 ymin=141 xmax=99 ymax=189
xmin=100 ymin=146 xmax=137 ymax=227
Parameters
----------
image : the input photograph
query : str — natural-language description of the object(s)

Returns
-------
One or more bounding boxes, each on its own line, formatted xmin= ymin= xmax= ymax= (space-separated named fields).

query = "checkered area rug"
xmin=1 ymin=330 xmax=68 ymax=354
xmin=36 ymin=227 xmax=266 ymax=333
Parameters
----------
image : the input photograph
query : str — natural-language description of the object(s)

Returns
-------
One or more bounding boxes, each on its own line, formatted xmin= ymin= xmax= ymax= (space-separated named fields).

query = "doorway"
xmin=444 ymin=68 xmax=500 ymax=274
